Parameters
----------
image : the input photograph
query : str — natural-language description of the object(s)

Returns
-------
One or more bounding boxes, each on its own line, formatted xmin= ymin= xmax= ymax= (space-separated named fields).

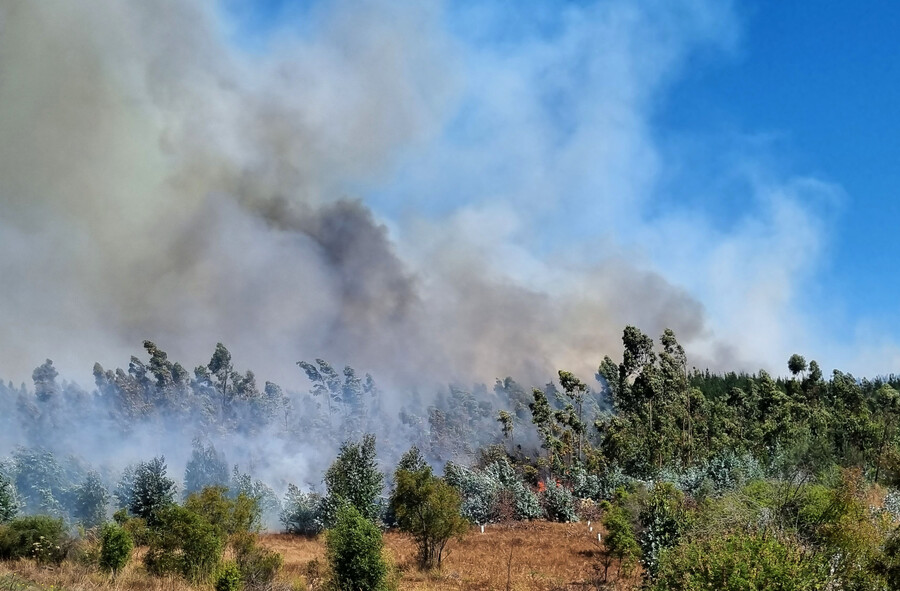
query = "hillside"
xmin=0 ymin=522 xmax=634 ymax=591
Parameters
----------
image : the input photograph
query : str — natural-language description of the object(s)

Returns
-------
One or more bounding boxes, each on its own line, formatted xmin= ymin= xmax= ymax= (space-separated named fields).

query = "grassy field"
xmin=266 ymin=521 xmax=638 ymax=590
xmin=0 ymin=521 xmax=637 ymax=591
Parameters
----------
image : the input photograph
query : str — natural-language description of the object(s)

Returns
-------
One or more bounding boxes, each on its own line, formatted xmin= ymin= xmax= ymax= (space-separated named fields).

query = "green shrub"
xmin=390 ymin=467 xmax=467 ymax=568
xmin=321 ymin=435 xmax=384 ymax=527
xmin=281 ymin=484 xmax=323 ymax=535
xmin=216 ymin=561 xmax=243 ymax=591
xmin=119 ymin=517 xmax=150 ymax=546
xmin=650 ymin=531 xmax=829 ymax=591
xmin=74 ymin=471 xmax=110 ymax=529
xmin=184 ymin=440 xmax=230 ymax=498
xmin=124 ymin=457 xmax=176 ymax=526
xmin=99 ymin=522 xmax=133 ymax=574
xmin=326 ymin=504 xmax=387 ymax=591
xmin=541 ymin=480 xmax=577 ymax=522
xmin=144 ymin=506 xmax=224 ymax=583
xmin=598 ymin=500 xmax=640 ymax=583
xmin=0 ymin=471 xmax=17 ymax=524
xmin=484 ymin=461 xmax=542 ymax=520
xmin=9 ymin=448 xmax=81 ymax=518
xmin=443 ymin=462 xmax=498 ymax=524
xmin=184 ymin=486 xmax=260 ymax=537
xmin=0 ymin=515 xmax=67 ymax=565
xmin=639 ymin=482 xmax=689 ymax=577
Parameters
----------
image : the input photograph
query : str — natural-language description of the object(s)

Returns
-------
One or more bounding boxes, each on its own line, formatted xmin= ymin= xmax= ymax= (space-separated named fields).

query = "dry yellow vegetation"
xmin=0 ymin=522 xmax=637 ymax=591
xmin=263 ymin=520 xmax=640 ymax=590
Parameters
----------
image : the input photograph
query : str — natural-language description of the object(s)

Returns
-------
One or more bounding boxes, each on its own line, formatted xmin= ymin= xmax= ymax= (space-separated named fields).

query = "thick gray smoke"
xmin=0 ymin=0 xmax=714 ymax=391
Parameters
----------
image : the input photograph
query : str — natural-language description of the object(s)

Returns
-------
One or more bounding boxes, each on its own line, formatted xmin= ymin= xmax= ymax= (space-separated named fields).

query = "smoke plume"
xmin=0 ymin=0 xmax=725 ymax=390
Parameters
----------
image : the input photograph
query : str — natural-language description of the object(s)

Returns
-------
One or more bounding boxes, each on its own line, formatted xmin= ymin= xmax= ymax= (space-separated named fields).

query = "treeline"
xmin=0 ymin=341 xmax=553 ymax=479
xmin=5 ymin=327 xmax=900 ymax=588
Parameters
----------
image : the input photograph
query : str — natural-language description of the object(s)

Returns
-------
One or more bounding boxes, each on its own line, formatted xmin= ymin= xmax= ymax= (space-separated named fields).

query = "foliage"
xmin=184 ymin=440 xmax=229 ymax=498
xmin=444 ymin=460 xmax=542 ymax=523
xmin=598 ymin=499 xmax=640 ymax=583
xmin=73 ymin=471 xmax=109 ymax=529
xmin=0 ymin=515 xmax=67 ymax=565
xmin=326 ymin=504 xmax=388 ymax=591
xmin=124 ymin=457 xmax=176 ymax=526
xmin=443 ymin=462 xmax=497 ymax=524
xmin=321 ymin=435 xmax=384 ymax=527
xmin=281 ymin=484 xmax=323 ymax=536
xmin=484 ymin=460 xmax=543 ymax=520
xmin=0 ymin=471 xmax=17 ymax=524
xmin=650 ymin=530 xmax=829 ymax=591
xmin=113 ymin=507 xmax=151 ymax=546
xmin=638 ymin=482 xmax=689 ymax=577
xmin=99 ymin=522 xmax=133 ymax=574
xmin=216 ymin=561 xmax=243 ymax=591
xmin=390 ymin=464 xmax=467 ymax=568
xmin=144 ymin=505 xmax=224 ymax=583
xmin=9 ymin=448 xmax=82 ymax=518
xmin=231 ymin=467 xmax=281 ymax=527
xmin=884 ymin=488 xmax=900 ymax=520
xmin=184 ymin=486 xmax=260 ymax=538
xmin=541 ymin=480 xmax=578 ymax=523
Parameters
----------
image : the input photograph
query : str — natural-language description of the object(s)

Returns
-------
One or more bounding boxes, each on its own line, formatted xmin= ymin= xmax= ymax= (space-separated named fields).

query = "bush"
xmin=74 ymin=471 xmax=110 ymax=529
xmin=639 ymin=482 xmax=690 ymax=577
xmin=569 ymin=464 xmax=604 ymax=500
xmin=281 ymin=484 xmax=323 ymax=535
xmin=390 ymin=466 xmax=467 ymax=568
xmin=321 ymin=435 xmax=384 ymax=527
xmin=0 ymin=515 xmax=68 ymax=565
xmin=113 ymin=508 xmax=151 ymax=546
xmin=443 ymin=462 xmax=497 ymax=524
xmin=216 ymin=561 xmax=243 ymax=591
xmin=10 ymin=448 xmax=81 ymax=518
xmin=184 ymin=440 xmax=230 ymax=498
xmin=884 ymin=488 xmax=900 ymax=520
xmin=99 ymin=522 xmax=133 ymax=574
xmin=542 ymin=480 xmax=577 ymax=522
xmin=650 ymin=531 xmax=829 ymax=590
xmin=0 ymin=471 xmax=17 ymax=524
xmin=126 ymin=457 xmax=176 ymax=526
xmin=598 ymin=500 xmax=640 ymax=583
xmin=484 ymin=461 xmax=542 ymax=520
xmin=144 ymin=506 xmax=224 ymax=583
xmin=231 ymin=468 xmax=281 ymax=528
xmin=326 ymin=504 xmax=387 ymax=591
xmin=184 ymin=486 xmax=260 ymax=537
xmin=444 ymin=460 xmax=542 ymax=523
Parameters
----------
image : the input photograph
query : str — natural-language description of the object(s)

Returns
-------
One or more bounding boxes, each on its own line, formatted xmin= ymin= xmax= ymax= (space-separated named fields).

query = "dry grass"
xmin=0 ymin=559 xmax=196 ymax=591
xmin=263 ymin=521 xmax=640 ymax=591
xmin=0 ymin=522 xmax=638 ymax=591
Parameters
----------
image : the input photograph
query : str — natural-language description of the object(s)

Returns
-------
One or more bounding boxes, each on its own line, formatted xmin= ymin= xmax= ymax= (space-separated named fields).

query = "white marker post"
xmin=480 ymin=524 xmax=485 ymax=534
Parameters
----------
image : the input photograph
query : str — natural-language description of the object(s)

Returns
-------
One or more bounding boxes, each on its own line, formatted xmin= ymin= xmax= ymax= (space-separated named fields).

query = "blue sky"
xmin=210 ymin=0 xmax=900 ymax=374
xmin=658 ymin=1 xmax=900 ymax=344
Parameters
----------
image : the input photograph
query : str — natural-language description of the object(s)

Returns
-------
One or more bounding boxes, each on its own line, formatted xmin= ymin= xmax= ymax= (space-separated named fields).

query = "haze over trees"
xmin=4 ymin=327 xmax=900 ymax=587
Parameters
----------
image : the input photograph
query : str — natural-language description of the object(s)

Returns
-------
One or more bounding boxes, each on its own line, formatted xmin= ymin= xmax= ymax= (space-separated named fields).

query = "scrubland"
xmin=0 ymin=522 xmax=637 ymax=591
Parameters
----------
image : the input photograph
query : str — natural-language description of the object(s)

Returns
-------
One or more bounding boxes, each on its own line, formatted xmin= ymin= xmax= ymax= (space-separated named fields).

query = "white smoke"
xmin=0 ymin=0 xmax=866 ymax=396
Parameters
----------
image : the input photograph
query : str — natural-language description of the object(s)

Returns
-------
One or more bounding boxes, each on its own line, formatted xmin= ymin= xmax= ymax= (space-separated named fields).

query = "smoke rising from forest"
xmin=0 ymin=0 xmax=861 ymax=509
xmin=0 ymin=0 xmax=725 ymax=393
